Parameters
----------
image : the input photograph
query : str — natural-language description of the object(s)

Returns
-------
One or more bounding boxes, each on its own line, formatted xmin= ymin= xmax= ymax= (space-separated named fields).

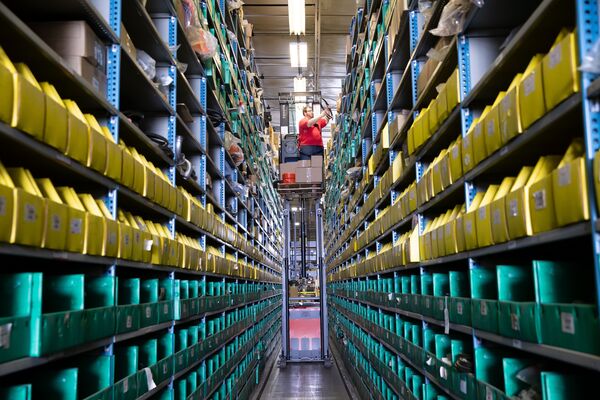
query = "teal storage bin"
xmin=449 ymin=271 xmax=471 ymax=325
xmin=77 ymin=355 xmax=113 ymax=400
xmin=140 ymin=279 xmax=159 ymax=328
xmin=32 ymin=368 xmax=78 ymax=400
xmin=158 ymin=279 xmax=174 ymax=323
xmin=502 ymin=358 xmax=534 ymax=397
xmin=157 ymin=333 xmax=174 ymax=384
xmin=497 ymin=265 xmax=537 ymax=342
xmin=475 ymin=347 xmax=503 ymax=391
xmin=533 ymin=260 xmax=600 ymax=354
xmin=41 ymin=274 xmax=85 ymax=354
xmin=435 ymin=334 xmax=451 ymax=360
xmin=0 ymin=385 xmax=32 ymax=400
xmin=114 ymin=345 xmax=138 ymax=400
xmin=412 ymin=374 xmax=424 ymax=400
xmin=540 ymin=372 xmax=587 ymax=399
xmin=452 ymin=370 xmax=476 ymax=400
xmin=117 ymin=278 xmax=140 ymax=334
xmin=84 ymin=276 xmax=116 ymax=343
xmin=423 ymin=383 xmax=439 ymax=400
xmin=139 ymin=339 xmax=158 ymax=368
xmin=470 ymin=268 xmax=498 ymax=333
xmin=0 ymin=273 xmax=42 ymax=362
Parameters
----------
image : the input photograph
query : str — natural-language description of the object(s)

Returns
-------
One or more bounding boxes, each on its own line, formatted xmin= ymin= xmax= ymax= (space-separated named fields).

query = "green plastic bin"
xmin=497 ymin=265 xmax=537 ymax=342
xmin=117 ymin=278 xmax=140 ymax=334
xmin=470 ymin=268 xmax=498 ymax=333
xmin=84 ymin=276 xmax=116 ymax=343
xmin=41 ymin=274 xmax=85 ymax=354
xmin=0 ymin=273 xmax=42 ymax=362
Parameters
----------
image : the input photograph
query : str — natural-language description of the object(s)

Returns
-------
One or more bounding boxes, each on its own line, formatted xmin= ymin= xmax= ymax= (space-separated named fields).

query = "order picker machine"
xmin=275 ymin=91 xmax=331 ymax=368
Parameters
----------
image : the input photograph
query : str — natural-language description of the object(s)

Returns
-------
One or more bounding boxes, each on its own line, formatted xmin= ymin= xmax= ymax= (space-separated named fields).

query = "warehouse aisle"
xmin=259 ymin=363 xmax=349 ymax=400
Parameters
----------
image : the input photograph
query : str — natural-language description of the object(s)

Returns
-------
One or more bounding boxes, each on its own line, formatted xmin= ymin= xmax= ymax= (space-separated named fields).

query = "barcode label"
xmin=52 ymin=214 xmax=61 ymax=231
xmin=24 ymin=203 xmax=37 ymax=222
xmin=493 ymin=209 xmax=501 ymax=225
xmin=478 ymin=208 xmax=486 ymax=219
xmin=523 ymin=73 xmax=536 ymax=96
xmin=145 ymin=306 xmax=152 ymax=318
xmin=558 ymin=164 xmax=571 ymax=186
xmin=511 ymin=313 xmax=520 ymax=331
xmin=70 ymin=218 xmax=82 ymax=234
xmin=533 ymin=189 xmax=546 ymax=210
xmin=457 ymin=301 xmax=463 ymax=315
xmin=549 ymin=44 xmax=562 ymax=68
xmin=480 ymin=301 xmax=488 ymax=316
xmin=561 ymin=312 xmax=575 ymax=334
xmin=509 ymin=199 xmax=519 ymax=217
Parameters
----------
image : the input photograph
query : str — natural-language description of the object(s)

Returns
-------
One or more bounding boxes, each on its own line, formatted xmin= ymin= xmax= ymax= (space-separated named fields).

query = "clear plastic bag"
xmin=136 ymin=50 xmax=156 ymax=79
xmin=430 ymin=0 xmax=484 ymax=37
xmin=188 ymin=27 xmax=218 ymax=60
xmin=227 ymin=0 xmax=244 ymax=10
xmin=225 ymin=131 xmax=244 ymax=166
xmin=580 ymin=37 xmax=600 ymax=73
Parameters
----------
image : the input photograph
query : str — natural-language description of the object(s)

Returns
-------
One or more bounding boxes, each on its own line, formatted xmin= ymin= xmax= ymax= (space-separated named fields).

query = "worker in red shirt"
xmin=298 ymin=105 xmax=331 ymax=160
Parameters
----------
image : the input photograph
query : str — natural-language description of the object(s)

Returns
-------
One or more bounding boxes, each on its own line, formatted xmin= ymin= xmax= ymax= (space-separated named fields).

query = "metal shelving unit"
xmin=327 ymin=0 xmax=600 ymax=399
xmin=0 ymin=0 xmax=282 ymax=398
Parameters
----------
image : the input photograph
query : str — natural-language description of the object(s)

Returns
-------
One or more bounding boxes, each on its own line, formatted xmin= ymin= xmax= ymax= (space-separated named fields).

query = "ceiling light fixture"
xmin=289 ymin=41 xmax=308 ymax=68
xmin=288 ymin=0 xmax=306 ymax=35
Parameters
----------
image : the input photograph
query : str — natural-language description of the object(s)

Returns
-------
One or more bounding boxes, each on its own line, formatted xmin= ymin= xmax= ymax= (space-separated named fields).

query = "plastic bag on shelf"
xmin=418 ymin=0 xmax=434 ymax=25
xmin=581 ymin=37 xmax=600 ymax=73
xmin=137 ymin=50 xmax=156 ymax=79
xmin=225 ymin=131 xmax=245 ymax=166
xmin=188 ymin=26 xmax=218 ymax=60
xmin=227 ymin=0 xmax=244 ymax=10
xmin=430 ymin=0 xmax=484 ymax=37
xmin=425 ymin=40 xmax=451 ymax=62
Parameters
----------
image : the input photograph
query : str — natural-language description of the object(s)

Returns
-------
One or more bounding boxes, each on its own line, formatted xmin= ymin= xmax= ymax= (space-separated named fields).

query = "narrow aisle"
xmin=259 ymin=363 xmax=349 ymax=400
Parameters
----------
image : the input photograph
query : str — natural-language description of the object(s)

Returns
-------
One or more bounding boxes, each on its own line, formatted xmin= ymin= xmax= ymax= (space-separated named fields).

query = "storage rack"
xmin=0 ymin=0 xmax=282 ymax=399
xmin=326 ymin=0 xmax=600 ymax=399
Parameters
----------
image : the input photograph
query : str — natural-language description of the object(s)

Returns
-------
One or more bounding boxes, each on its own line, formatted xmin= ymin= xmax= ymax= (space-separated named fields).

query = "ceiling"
xmin=244 ymin=0 xmax=357 ymax=136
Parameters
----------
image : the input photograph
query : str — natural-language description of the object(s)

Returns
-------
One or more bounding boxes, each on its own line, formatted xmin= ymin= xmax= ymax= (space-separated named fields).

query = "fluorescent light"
xmin=291 ymin=207 xmax=298 ymax=212
xmin=294 ymin=222 xmax=300 ymax=226
xmin=288 ymin=0 xmax=305 ymax=35
xmin=289 ymin=42 xmax=308 ymax=68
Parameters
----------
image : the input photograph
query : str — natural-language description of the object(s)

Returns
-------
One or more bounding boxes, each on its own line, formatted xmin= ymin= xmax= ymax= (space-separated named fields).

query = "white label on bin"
xmin=481 ymin=301 xmax=488 ymax=316
xmin=126 ymin=315 xmax=132 ymax=328
xmin=457 ymin=301 xmax=463 ymax=315
xmin=52 ymin=214 xmax=61 ymax=231
xmin=388 ymin=293 xmax=393 ymax=300
xmin=511 ymin=313 xmax=520 ymax=331
xmin=465 ymin=220 xmax=472 ymax=233
xmin=144 ymin=367 xmax=157 ymax=390
xmin=440 ymin=366 xmax=448 ymax=380
xmin=0 ymin=323 xmax=12 ymax=349
xmin=452 ymin=146 xmax=459 ymax=159
xmin=561 ymin=312 xmax=575 ymax=334
xmin=145 ymin=306 xmax=152 ymax=318
xmin=509 ymin=199 xmax=519 ymax=217
xmin=460 ymin=379 xmax=467 ymax=394
xmin=523 ymin=73 xmax=536 ymax=96
xmin=0 ymin=196 xmax=6 ymax=216
xmin=123 ymin=378 xmax=129 ymax=393
xmin=493 ymin=209 xmax=501 ymax=225
xmin=24 ymin=203 xmax=37 ymax=222
xmin=558 ymin=164 xmax=571 ymax=186
xmin=464 ymin=154 xmax=471 ymax=167
xmin=108 ymin=232 xmax=117 ymax=245
xmin=144 ymin=239 xmax=153 ymax=251
xmin=164 ymin=304 xmax=169 ymax=314
xmin=549 ymin=45 xmax=562 ymax=68
xmin=487 ymin=120 xmax=495 ymax=136
xmin=486 ymin=386 xmax=493 ymax=400
xmin=70 ymin=218 xmax=82 ymax=234
xmin=533 ymin=189 xmax=546 ymax=210
xmin=478 ymin=208 xmax=486 ymax=220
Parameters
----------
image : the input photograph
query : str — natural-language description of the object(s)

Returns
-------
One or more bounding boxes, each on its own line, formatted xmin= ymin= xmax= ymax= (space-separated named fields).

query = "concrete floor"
xmin=259 ymin=363 xmax=349 ymax=400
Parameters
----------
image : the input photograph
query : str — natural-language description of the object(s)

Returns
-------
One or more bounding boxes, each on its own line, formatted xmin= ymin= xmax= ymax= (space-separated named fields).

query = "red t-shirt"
xmin=298 ymin=117 xmax=327 ymax=147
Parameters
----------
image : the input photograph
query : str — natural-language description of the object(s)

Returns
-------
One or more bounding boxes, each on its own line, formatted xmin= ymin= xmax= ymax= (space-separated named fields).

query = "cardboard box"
xmin=63 ymin=56 xmax=107 ymax=97
xmin=311 ymin=155 xmax=323 ymax=169
xmin=296 ymin=160 xmax=311 ymax=168
xmin=279 ymin=161 xmax=296 ymax=176
xmin=120 ymin=23 xmax=137 ymax=60
xmin=32 ymin=21 xmax=106 ymax=70
xmin=296 ymin=167 xmax=322 ymax=183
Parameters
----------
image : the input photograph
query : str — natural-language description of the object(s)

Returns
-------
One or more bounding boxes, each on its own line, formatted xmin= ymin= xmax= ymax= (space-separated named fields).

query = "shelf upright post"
xmin=99 ymin=0 xmax=122 ymax=362
xmin=578 ymin=0 xmax=600 ymax=311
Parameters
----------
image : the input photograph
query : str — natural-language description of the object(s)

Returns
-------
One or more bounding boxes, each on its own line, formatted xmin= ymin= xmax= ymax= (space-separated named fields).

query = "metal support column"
xmin=316 ymin=202 xmax=331 ymax=367
xmin=279 ymin=201 xmax=291 ymax=368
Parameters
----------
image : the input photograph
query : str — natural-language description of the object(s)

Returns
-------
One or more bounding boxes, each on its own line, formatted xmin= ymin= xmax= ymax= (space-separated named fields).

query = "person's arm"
xmin=307 ymin=111 xmax=330 ymax=127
